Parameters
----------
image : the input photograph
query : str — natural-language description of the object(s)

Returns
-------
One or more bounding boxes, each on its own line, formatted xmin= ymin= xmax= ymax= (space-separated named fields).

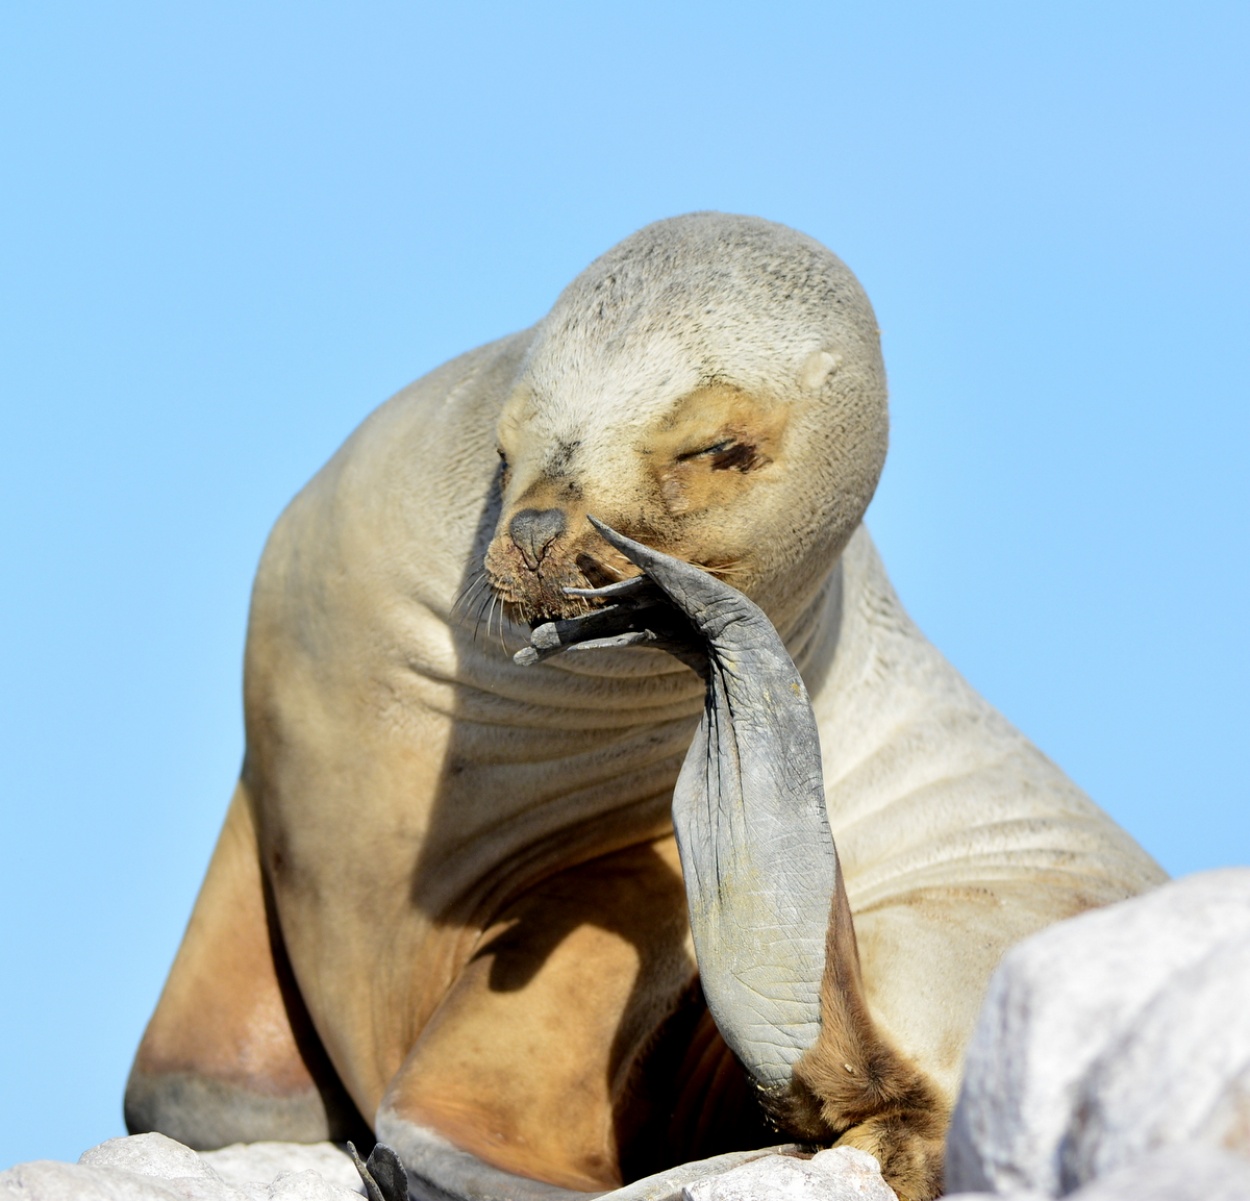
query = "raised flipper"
xmin=520 ymin=518 xmax=947 ymax=1201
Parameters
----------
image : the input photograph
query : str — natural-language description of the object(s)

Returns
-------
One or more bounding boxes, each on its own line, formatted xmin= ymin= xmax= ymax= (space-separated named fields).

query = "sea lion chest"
xmin=227 ymin=340 xmax=704 ymax=1067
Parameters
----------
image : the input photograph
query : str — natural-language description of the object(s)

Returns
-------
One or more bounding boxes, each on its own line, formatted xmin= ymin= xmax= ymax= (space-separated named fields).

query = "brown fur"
xmin=771 ymin=866 xmax=949 ymax=1199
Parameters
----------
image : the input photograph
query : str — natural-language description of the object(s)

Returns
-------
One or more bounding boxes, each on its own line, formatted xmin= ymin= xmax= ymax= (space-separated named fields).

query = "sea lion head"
xmin=485 ymin=212 xmax=887 ymax=630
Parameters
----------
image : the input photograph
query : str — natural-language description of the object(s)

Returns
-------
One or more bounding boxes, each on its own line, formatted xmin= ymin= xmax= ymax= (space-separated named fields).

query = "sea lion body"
xmin=127 ymin=216 xmax=1164 ymax=1198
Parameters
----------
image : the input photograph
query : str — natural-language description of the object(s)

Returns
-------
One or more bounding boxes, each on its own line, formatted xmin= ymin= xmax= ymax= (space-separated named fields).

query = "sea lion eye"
xmin=678 ymin=439 xmax=764 ymax=472
xmin=678 ymin=439 xmax=736 ymax=462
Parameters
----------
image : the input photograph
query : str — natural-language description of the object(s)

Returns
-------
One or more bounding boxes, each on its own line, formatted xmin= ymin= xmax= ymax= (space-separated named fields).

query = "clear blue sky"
xmin=2 ymin=1 xmax=1246 ymax=1171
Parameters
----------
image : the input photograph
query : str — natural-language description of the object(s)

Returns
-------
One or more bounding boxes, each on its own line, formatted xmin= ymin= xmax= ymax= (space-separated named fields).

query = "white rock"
xmin=941 ymin=1194 xmax=1045 ymax=1201
xmin=682 ymin=1147 xmax=896 ymax=1201
xmin=199 ymin=1142 xmax=363 ymax=1193
xmin=0 ymin=1134 xmax=363 ymax=1201
xmin=80 ymin=1133 xmax=221 ymax=1180
xmin=945 ymin=1189 xmax=1045 ymax=1199
xmin=0 ymin=1159 xmax=190 ymax=1201
xmin=807 ymin=1148 xmax=898 ymax=1199
xmin=261 ymin=1168 xmax=363 ymax=1200
xmin=1063 ymin=1144 xmax=1250 ymax=1200
xmin=1060 ymin=936 xmax=1250 ymax=1188
xmin=946 ymin=868 xmax=1250 ymax=1197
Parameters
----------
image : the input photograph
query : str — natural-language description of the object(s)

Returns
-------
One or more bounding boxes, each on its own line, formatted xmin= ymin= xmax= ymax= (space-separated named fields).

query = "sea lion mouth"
xmin=493 ymin=559 xmax=635 ymax=628
xmin=575 ymin=552 xmax=629 ymax=591
xmin=482 ymin=562 xmax=604 ymax=628
xmin=483 ymin=514 xmax=644 ymax=627
xmin=483 ymin=523 xmax=745 ymax=631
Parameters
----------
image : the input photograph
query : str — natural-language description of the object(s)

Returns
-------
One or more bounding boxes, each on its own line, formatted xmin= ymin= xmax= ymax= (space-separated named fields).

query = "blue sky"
xmin=1 ymin=1 xmax=1246 ymax=1170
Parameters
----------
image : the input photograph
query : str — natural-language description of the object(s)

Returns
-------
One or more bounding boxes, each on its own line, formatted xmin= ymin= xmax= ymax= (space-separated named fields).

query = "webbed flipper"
xmin=520 ymin=518 xmax=947 ymax=1200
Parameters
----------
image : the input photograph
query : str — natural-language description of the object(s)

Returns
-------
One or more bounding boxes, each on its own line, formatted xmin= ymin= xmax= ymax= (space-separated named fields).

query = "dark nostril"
xmin=509 ymin=508 xmax=566 ymax=570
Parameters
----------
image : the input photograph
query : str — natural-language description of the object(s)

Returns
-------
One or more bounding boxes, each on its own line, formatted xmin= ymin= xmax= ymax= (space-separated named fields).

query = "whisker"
xmin=451 ymin=573 xmax=479 ymax=611
xmin=471 ymin=590 xmax=492 ymax=645
xmin=700 ymin=559 xmax=749 ymax=579
xmin=452 ymin=572 xmax=489 ymax=621
xmin=494 ymin=596 xmax=509 ymax=657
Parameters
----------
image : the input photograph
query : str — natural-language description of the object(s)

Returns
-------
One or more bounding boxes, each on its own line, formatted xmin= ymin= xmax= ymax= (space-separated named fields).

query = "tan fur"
xmin=485 ymin=382 xmax=790 ymax=622
xmin=128 ymin=214 xmax=1165 ymax=1201
xmin=647 ymin=384 xmax=785 ymax=520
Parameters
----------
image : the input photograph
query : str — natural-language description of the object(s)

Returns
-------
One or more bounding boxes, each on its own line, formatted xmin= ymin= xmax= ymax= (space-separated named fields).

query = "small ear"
xmin=800 ymin=350 xmax=841 ymax=392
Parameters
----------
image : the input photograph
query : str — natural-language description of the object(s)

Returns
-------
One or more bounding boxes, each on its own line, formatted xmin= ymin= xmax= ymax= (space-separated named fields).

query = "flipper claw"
xmin=350 ymin=1141 xmax=410 ymax=1201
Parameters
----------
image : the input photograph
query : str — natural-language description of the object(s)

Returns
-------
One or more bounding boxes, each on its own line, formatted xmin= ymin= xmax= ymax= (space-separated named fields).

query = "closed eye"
xmin=677 ymin=439 xmax=766 ymax=472
xmin=677 ymin=439 xmax=735 ymax=462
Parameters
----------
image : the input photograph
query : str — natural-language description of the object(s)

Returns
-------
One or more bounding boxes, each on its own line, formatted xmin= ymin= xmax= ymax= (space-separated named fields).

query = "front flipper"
xmin=540 ymin=521 xmax=838 ymax=1104
xmin=522 ymin=518 xmax=947 ymax=1201
xmin=350 ymin=1142 xmax=410 ymax=1201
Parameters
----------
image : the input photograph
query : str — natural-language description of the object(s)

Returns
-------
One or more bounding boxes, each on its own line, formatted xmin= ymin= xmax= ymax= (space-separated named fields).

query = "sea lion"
xmin=126 ymin=213 xmax=1165 ymax=1201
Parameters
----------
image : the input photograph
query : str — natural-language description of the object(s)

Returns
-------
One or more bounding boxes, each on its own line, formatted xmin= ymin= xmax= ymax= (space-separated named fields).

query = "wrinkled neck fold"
xmin=771 ymin=558 xmax=844 ymax=697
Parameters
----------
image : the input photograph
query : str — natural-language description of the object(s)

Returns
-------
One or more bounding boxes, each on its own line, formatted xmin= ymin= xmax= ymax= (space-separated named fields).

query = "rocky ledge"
xmin=4 ymin=871 xmax=1248 ymax=1201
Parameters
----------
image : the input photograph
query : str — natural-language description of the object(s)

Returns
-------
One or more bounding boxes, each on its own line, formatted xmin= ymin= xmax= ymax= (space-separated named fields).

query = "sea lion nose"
xmin=509 ymin=507 xmax=566 ymax=570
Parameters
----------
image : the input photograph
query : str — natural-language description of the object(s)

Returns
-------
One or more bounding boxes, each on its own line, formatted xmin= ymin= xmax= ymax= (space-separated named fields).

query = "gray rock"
xmin=682 ymin=1147 xmax=896 ymax=1201
xmin=946 ymin=868 xmax=1250 ymax=1197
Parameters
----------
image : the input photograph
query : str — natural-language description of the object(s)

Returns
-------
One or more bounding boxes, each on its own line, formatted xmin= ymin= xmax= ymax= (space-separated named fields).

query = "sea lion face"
xmin=485 ymin=381 xmax=791 ymax=624
xmin=484 ymin=213 xmax=889 ymax=628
